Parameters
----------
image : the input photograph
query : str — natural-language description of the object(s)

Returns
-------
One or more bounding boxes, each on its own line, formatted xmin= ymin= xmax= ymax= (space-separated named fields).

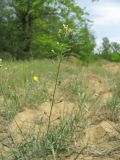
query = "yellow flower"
xmin=33 ymin=75 xmax=39 ymax=82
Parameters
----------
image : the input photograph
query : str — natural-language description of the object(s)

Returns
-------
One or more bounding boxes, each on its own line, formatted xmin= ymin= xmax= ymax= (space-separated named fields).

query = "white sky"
xmin=77 ymin=0 xmax=120 ymax=45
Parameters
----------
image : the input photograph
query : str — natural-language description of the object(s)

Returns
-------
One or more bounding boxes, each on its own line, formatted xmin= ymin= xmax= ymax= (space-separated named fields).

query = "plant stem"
xmin=47 ymin=53 xmax=62 ymax=136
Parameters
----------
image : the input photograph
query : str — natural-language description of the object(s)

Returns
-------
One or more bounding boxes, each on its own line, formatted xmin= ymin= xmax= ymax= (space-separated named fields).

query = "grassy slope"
xmin=0 ymin=59 xmax=120 ymax=160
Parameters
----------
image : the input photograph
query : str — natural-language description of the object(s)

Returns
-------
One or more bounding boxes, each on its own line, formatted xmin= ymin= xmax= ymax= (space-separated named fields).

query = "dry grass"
xmin=0 ymin=59 xmax=120 ymax=160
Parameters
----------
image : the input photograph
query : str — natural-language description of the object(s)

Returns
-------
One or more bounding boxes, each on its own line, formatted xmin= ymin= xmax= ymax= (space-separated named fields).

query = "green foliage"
xmin=107 ymin=53 xmax=120 ymax=62
xmin=110 ymin=42 xmax=120 ymax=54
xmin=0 ymin=0 xmax=97 ymax=60
xmin=98 ymin=37 xmax=120 ymax=62
xmin=71 ymin=24 xmax=96 ymax=63
xmin=101 ymin=37 xmax=111 ymax=57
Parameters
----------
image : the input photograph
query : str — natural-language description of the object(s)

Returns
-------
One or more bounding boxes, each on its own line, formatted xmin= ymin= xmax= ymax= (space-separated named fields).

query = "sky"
xmin=77 ymin=0 xmax=120 ymax=46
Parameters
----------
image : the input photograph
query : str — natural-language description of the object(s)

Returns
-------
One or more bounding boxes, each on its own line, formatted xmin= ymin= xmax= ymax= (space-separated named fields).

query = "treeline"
xmin=0 ymin=0 xmax=120 ymax=62
xmin=0 ymin=0 xmax=95 ymax=60
xmin=97 ymin=37 xmax=120 ymax=62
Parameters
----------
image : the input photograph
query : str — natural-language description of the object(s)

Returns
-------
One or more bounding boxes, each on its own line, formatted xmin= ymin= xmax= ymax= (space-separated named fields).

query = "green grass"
xmin=106 ymin=72 xmax=120 ymax=121
xmin=0 ymin=60 xmax=59 ymax=120
xmin=12 ymin=111 xmax=83 ymax=160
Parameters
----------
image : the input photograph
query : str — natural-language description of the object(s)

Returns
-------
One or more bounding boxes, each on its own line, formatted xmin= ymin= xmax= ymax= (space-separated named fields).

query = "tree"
xmin=101 ymin=37 xmax=111 ymax=57
xmin=9 ymin=0 xmax=85 ymax=59
xmin=0 ymin=0 xmax=18 ymax=59
xmin=70 ymin=23 xmax=96 ymax=62
xmin=0 ymin=0 xmax=96 ymax=60
xmin=110 ymin=42 xmax=120 ymax=54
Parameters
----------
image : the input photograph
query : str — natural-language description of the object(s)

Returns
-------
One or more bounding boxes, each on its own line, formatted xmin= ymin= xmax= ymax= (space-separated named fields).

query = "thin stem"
xmin=47 ymin=53 xmax=62 ymax=136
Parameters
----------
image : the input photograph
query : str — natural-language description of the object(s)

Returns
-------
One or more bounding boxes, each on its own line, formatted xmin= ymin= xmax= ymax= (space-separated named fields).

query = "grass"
xmin=7 ymin=112 xmax=84 ymax=160
xmin=0 ymin=60 xmax=58 ymax=120
xmin=106 ymin=72 xmax=120 ymax=121
xmin=0 ymin=59 xmax=120 ymax=160
xmin=0 ymin=59 xmax=85 ymax=159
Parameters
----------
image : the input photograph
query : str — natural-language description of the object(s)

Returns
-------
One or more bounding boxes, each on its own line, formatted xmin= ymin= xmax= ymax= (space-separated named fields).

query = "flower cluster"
xmin=51 ymin=24 xmax=73 ymax=55
xmin=58 ymin=24 xmax=73 ymax=37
